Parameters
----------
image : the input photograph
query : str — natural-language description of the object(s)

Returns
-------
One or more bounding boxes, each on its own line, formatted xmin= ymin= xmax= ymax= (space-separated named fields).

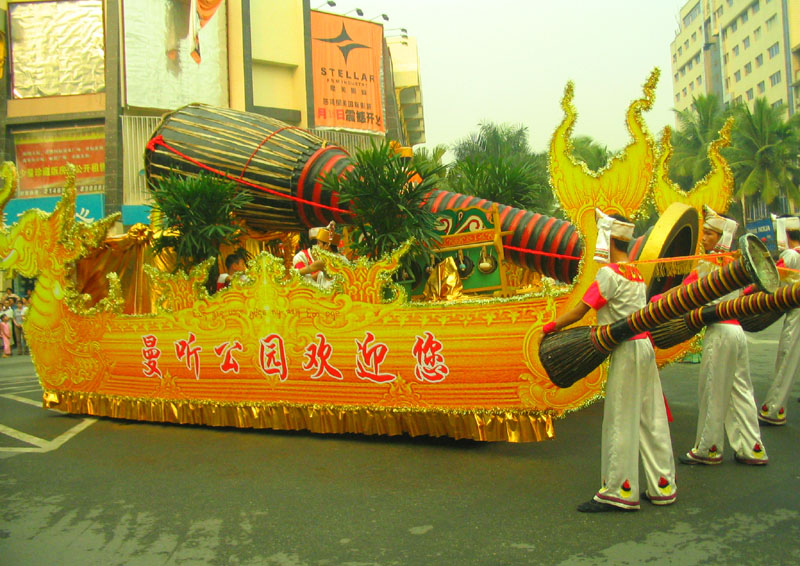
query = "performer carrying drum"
xmin=759 ymin=215 xmax=800 ymax=426
xmin=542 ymin=210 xmax=676 ymax=512
xmin=676 ymin=206 xmax=768 ymax=466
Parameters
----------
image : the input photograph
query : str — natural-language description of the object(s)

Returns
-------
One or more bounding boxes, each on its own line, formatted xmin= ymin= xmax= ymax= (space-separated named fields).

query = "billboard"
xmin=310 ymin=11 xmax=385 ymax=133
xmin=14 ymin=126 xmax=106 ymax=198
xmin=123 ymin=0 xmax=228 ymax=109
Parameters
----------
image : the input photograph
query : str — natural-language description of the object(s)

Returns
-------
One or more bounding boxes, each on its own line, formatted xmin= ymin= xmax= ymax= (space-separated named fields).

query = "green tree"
xmin=411 ymin=144 xmax=450 ymax=186
xmin=670 ymin=94 xmax=729 ymax=190
xmin=321 ymin=141 xmax=443 ymax=271
xmin=571 ymin=135 xmax=611 ymax=171
xmin=149 ymin=173 xmax=252 ymax=292
xmin=447 ymin=122 xmax=555 ymax=214
xmin=725 ymin=98 xmax=800 ymax=220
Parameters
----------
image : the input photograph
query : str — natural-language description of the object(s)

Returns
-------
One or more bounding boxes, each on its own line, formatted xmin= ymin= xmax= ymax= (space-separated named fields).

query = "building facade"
xmin=0 ymin=0 xmax=425 ymax=236
xmin=671 ymin=0 xmax=799 ymax=117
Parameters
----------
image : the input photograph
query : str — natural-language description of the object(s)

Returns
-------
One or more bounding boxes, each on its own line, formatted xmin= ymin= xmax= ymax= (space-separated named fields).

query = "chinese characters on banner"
xmin=142 ymin=331 xmax=449 ymax=384
xmin=310 ymin=11 xmax=385 ymax=133
xmin=13 ymin=126 xmax=106 ymax=198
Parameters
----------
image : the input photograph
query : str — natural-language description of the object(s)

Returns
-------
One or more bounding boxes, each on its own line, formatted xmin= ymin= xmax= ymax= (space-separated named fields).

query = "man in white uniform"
xmin=293 ymin=225 xmax=334 ymax=290
xmin=678 ymin=206 xmax=768 ymax=466
xmin=759 ymin=215 xmax=800 ymax=426
xmin=543 ymin=210 xmax=677 ymax=512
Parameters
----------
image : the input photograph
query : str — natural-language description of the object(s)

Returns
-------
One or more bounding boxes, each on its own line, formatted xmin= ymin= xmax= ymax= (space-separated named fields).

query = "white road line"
xmin=1 ymin=393 xmax=43 ymax=407
xmin=0 ymin=423 xmax=49 ymax=448
xmin=747 ymin=337 xmax=779 ymax=345
xmin=0 ymin=418 xmax=96 ymax=453
xmin=0 ymin=384 xmax=43 ymax=394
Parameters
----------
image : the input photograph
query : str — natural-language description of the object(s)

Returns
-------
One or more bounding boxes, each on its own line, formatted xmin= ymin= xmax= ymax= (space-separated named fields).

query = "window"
xmin=683 ymin=87 xmax=688 ymax=96
xmin=741 ymin=11 xmax=748 ymax=24
xmin=770 ymin=71 xmax=781 ymax=86
xmin=745 ymin=62 xmax=752 ymax=75
xmin=697 ymin=76 xmax=703 ymax=85
xmin=735 ymin=70 xmax=741 ymax=82
xmin=685 ymin=40 xmax=689 ymax=50
xmin=752 ymin=2 xmax=760 ymax=14
xmin=754 ymin=26 xmax=761 ymax=40
xmin=731 ymin=20 xmax=737 ymax=32
xmin=724 ymin=53 xmax=729 ymax=64
xmin=690 ymin=81 xmax=695 ymax=91
xmin=768 ymin=43 xmax=779 ymax=58
xmin=7 ymin=1 xmax=106 ymax=99
xmin=674 ymin=72 xmax=679 ymax=82
xmin=771 ymin=100 xmax=783 ymax=109
xmin=681 ymin=67 xmax=686 ymax=76
xmin=673 ymin=53 xmax=677 ymax=62
xmin=755 ymin=54 xmax=763 ymax=67
xmin=725 ymin=77 xmax=730 ymax=89
xmin=678 ymin=46 xmax=683 ymax=56
xmin=692 ymin=32 xmax=697 ymax=42
xmin=723 ymin=28 xmax=728 ymax=39
xmin=743 ymin=37 xmax=750 ymax=49
xmin=757 ymin=81 xmax=765 ymax=93
xmin=766 ymin=14 xmax=777 ymax=29
xmin=727 ymin=0 xmax=733 ymax=6
xmin=746 ymin=88 xmax=754 ymax=100
xmin=688 ymin=60 xmax=693 ymax=70
xmin=733 ymin=45 xmax=740 ymax=56
xmin=735 ymin=95 xmax=743 ymax=104
xmin=675 ymin=93 xmax=681 ymax=103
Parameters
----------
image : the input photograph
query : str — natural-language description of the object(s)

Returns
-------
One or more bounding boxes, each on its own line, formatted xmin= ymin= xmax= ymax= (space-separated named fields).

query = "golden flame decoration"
xmin=652 ymin=118 xmax=735 ymax=218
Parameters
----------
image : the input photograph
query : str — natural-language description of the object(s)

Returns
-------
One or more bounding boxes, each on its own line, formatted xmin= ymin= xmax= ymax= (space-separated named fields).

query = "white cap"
xmin=593 ymin=209 xmax=634 ymax=263
xmin=703 ymin=205 xmax=738 ymax=253
xmin=772 ymin=214 xmax=800 ymax=251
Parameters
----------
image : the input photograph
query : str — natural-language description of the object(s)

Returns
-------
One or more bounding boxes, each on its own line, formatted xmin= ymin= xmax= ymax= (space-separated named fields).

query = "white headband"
xmin=594 ymin=209 xmax=634 ymax=264
xmin=772 ymin=214 xmax=800 ymax=251
xmin=703 ymin=205 xmax=738 ymax=253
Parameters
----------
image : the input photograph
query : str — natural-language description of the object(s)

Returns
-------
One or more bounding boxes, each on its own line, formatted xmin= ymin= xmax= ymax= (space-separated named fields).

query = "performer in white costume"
xmin=543 ymin=210 xmax=676 ymax=512
xmin=678 ymin=206 xmax=768 ymax=465
xmin=293 ymin=225 xmax=334 ymax=290
xmin=759 ymin=215 xmax=800 ymax=426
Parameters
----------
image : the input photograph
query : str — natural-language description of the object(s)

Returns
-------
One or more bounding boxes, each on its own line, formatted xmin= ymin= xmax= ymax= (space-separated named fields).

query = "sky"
xmin=318 ymin=0 xmax=688 ymax=154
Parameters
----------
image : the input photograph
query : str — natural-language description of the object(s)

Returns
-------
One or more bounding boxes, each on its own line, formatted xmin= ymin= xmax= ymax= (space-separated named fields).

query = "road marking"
xmin=0 ymin=418 xmax=96 ymax=453
xmin=747 ymin=337 xmax=779 ymax=345
xmin=0 ymin=384 xmax=44 ymax=394
xmin=1 ymin=393 xmax=43 ymax=407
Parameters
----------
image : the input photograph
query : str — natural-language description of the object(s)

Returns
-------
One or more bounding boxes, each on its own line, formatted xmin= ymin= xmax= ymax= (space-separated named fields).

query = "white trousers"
xmin=693 ymin=324 xmax=766 ymax=461
xmin=761 ymin=308 xmax=800 ymax=422
xmin=594 ymin=339 xmax=676 ymax=509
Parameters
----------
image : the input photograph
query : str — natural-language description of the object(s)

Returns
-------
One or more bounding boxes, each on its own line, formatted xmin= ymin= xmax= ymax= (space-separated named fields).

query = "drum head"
xmin=628 ymin=203 xmax=699 ymax=297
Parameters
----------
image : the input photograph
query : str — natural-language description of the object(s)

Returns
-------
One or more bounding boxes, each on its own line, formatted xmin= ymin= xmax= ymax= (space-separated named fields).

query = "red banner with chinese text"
xmin=310 ymin=11 xmax=385 ymax=133
xmin=14 ymin=126 xmax=105 ymax=198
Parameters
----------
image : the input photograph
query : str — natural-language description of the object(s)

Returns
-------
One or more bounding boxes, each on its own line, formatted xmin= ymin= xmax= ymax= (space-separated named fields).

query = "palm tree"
xmin=149 ymin=173 xmax=252 ymax=293
xmin=447 ymin=122 xmax=555 ymax=214
xmin=725 ymin=98 xmax=800 ymax=221
xmin=320 ymin=141 xmax=443 ymax=271
xmin=571 ymin=135 xmax=611 ymax=171
xmin=452 ymin=122 xmax=531 ymax=161
xmin=670 ymin=94 xmax=728 ymax=190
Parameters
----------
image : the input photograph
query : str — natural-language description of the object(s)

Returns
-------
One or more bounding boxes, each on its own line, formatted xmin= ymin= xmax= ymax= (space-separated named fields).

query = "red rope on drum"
xmin=147 ymin=135 xmax=353 ymax=216
xmin=239 ymin=126 xmax=298 ymax=180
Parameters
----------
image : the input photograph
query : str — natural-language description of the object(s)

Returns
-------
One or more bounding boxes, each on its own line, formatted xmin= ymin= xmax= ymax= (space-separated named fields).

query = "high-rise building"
xmin=671 ymin=0 xmax=799 ymax=117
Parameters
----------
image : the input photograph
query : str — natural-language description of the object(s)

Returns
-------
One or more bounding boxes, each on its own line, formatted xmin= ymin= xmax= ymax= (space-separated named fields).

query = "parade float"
xmin=0 ymin=70 xmax=741 ymax=442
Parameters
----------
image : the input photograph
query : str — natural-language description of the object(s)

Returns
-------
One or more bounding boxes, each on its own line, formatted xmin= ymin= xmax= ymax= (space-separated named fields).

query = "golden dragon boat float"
xmin=0 ymin=71 xmax=739 ymax=442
